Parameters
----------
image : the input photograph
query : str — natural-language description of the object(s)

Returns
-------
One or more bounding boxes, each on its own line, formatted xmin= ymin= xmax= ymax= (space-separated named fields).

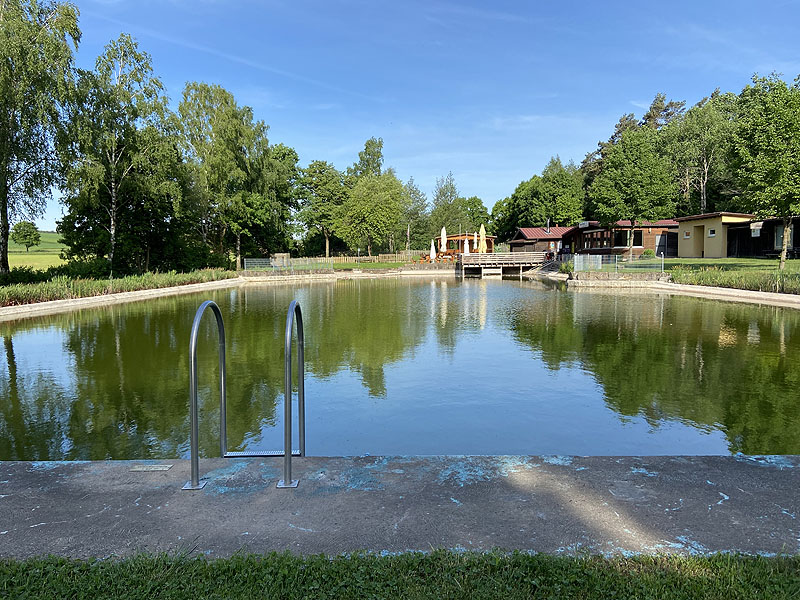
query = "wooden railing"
xmin=460 ymin=252 xmax=547 ymax=265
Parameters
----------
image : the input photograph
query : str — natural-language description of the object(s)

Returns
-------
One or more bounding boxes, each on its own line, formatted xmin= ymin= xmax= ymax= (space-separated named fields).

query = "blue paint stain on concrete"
xmin=450 ymin=497 xmax=462 ymax=506
xmin=202 ymin=460 xmax=278 ymax=495
xmin=631 ymin=467 xmax=658 ymax=477
xmin=542 ymin=455 xmax=573 ymax=466
xmin=340 ymin=466 xmax=383 ymax=491
xmin=435 ymin=456 xmax=538 ymax=487
xmin=28 ymin=461 xmax=89 ymax=472
xmin=672 ymin=536 xmax=710 ymax=555
xmin=735 ymin=455 xmax=797 ymax=470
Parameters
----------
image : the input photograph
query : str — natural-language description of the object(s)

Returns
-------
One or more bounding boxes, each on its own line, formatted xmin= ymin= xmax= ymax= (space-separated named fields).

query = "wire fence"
xmin=573 ymin=253 xmax=666 ymax=273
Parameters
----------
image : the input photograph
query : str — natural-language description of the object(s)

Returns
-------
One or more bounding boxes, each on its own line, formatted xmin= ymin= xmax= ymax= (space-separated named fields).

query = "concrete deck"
xmin=1 ymin=455 xmax=798 ymax=559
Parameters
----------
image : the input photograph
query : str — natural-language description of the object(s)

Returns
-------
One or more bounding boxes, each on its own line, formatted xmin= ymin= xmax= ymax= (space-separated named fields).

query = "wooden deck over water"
xmin=459 ymin=252 xmax=548 ymax=276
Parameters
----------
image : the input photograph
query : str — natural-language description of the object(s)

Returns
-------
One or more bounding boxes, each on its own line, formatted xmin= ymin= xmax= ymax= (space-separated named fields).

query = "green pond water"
xmin=1 ymin=277 xmax=799 ymax=459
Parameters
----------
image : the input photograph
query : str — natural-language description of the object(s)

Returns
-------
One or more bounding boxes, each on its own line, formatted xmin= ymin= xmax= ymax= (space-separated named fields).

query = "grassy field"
xmin=7 ymin=231 xmax=65 ymax=269
xmin=1 ymin=551 xmax=797 ymax=599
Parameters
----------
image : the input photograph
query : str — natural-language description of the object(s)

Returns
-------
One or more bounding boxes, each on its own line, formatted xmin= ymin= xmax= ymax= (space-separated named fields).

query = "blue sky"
xmin=37 ymin=0 xmax=800 ymax=230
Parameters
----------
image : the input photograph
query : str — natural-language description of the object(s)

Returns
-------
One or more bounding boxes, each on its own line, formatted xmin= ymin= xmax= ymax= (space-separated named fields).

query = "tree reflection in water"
xmin=1 ymin=280 xmax=799 ymax=459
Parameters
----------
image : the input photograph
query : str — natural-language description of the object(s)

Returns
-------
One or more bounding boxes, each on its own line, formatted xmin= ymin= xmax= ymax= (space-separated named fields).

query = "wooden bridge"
xmin=459 ymin=252 xmax=548 ymax=277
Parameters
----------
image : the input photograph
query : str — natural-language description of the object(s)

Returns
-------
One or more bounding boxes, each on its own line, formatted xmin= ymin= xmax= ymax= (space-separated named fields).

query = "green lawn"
xmin=664 ymin=257 xmax=800 ymax=273
xmin=8 ymin=231 xmax=65 ymax=269
xmin=663 ymin=258 xmax=800 ymax=294
xmin=1 ymin=551 xmax=797 ymax=599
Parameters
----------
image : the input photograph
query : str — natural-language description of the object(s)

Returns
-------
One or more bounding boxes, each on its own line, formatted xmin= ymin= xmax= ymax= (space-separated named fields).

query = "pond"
xmin=1 ymin=277 xmax=799 ymax=459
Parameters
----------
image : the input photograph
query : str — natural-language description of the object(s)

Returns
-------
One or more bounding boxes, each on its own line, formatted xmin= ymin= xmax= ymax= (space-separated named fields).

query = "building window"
xmin=612 ymin=230 xmax=643 ymax=247
xmin=684 ymin=231 xmax=691 ymax=238
xmin=708 ymin=229 xmax=716 ymax=237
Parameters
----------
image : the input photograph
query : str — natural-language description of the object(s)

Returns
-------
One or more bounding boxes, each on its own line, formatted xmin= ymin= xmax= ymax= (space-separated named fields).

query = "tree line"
xmin=491 ymin=83 xmax=800 ymax=267
xmin=1 ymin=0 xmax=493 ymax=276
xmin=3 ymin=1 xmax=799 ymax=275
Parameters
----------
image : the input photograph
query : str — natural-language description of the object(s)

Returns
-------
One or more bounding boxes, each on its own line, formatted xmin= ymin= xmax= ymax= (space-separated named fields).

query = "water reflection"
xmin=509 ymin=287 xmax=800 ymax=454
xmin=1 ymin=279 xmax=799 ymax=458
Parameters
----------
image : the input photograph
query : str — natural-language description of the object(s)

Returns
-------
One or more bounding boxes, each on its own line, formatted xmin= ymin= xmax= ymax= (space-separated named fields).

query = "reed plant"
xmin=0 ymin=269 xmax=237 ymax=307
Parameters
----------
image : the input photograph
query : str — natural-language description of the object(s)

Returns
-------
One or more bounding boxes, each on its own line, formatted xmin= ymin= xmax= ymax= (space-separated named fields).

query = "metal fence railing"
xmin=573 ymin=253 xmax=666 ymax=273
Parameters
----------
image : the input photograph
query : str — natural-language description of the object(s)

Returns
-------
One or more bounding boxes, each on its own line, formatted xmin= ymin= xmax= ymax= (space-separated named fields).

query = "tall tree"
xmin=735 ymin=74 xmax=800 ymax=271
xmin=0 ymin=0 xmax=80 ymax=274
xmin=298 ymin=160 xmax=347 ymax=257
xmin=539 ymin=156 xmax=583 ymax=226
xmin=640 ymin=93 xmax=685 ymax=130
xmin=346 ymin=136 xmax=383 ymax=181
xmin=580 ymin=113 xmax=639 ymax=216
xmin=429 ymin=172 xmax=472 ymax=235
xmin=400 ymin=177 xmax=430 ymax=250
xmin=662 ymin=91 xmax=735 ymax=213
xmin=62 ymin=34 xmax=174 ymax=277
xmin=338 ymin=172 xmax=403 ymax=256
xmin=178 ymin=82 xmax=290 ymax=268
xmin=589 ymin=127 xmax=676 ymax=256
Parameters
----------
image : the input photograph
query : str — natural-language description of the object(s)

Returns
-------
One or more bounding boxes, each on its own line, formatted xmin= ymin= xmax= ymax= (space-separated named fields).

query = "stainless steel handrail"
xmin=183 ymin=300 xmax=226 ymax=491
xmin=277 ymin=300 xmax=305 ymax=488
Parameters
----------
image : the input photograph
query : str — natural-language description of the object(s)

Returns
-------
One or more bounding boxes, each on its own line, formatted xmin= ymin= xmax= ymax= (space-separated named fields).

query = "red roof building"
xmin=509 ymin=226 xmax=576 ymax=252
xmin=562 ymin=219 xmax=679 ymax=256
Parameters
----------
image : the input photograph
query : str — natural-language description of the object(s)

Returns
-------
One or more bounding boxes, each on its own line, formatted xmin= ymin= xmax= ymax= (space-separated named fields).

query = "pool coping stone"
xmin=1 ymin=455 xmax=797 ymax=559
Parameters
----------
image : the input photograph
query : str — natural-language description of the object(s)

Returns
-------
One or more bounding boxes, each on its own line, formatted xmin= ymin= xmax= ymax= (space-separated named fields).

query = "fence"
xmin=243 ymin=251 xmax=429 ymax=271
xmin=573 ymin=253 xmax=666 ymax=273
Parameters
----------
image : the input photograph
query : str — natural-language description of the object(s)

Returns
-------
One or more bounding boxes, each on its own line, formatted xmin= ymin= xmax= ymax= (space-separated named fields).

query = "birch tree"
xmin=62 ymin=34 xmax=171 ymax=277
xmin=0 ymin=0 xmax=79 ymax=274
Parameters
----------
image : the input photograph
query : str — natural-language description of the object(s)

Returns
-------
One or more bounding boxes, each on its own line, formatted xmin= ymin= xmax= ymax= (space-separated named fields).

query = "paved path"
xmin=1 ymin=456 xmax=798 ymax=559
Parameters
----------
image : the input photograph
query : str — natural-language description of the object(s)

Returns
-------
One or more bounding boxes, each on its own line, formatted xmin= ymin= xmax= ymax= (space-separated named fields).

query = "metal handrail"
xmin=277 ymin=300 xmax=305 ymax=488
xmin=183 ymin=300 xmax=226 ymax=491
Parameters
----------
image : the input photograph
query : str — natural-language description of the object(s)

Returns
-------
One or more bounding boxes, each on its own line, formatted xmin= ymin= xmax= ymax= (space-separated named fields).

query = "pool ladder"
xmin=182 ymin=300 xmax=305 ymax=490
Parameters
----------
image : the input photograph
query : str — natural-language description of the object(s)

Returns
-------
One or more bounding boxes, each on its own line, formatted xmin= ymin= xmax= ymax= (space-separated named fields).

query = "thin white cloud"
xmin=629 ymin=100 xmax=650 ymax=109
xmin=83 ymin=11 xmax=382 ymax=101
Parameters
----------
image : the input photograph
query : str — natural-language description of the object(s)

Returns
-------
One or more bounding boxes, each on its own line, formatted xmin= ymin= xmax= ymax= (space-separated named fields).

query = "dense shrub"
xmin=641 ymin=248 xmax=655 ymax=258
xmin=559 ymin=260 xmax=574 ymax=274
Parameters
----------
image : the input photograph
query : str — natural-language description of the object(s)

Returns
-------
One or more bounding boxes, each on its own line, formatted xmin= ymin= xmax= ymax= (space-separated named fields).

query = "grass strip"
xmin=670 ymin=266 xmax=800 ymax=295
xmin=0 ymin=269 xmax=237 ymax=307
xmin=1 ymin=551 xmax=798 ymax=600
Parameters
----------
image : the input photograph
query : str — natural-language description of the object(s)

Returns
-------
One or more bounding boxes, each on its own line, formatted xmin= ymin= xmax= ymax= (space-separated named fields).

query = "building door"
xmin=693 ymin=225 xmax=704 ymax=257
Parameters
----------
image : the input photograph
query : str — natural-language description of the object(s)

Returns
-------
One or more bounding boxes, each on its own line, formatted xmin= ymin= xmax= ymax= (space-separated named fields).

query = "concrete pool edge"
xmin=1 ymin=455 xmax=797 ymax=559
xmin=533 ymin=272 xmax=800 ymax=311
xmin=0 ymin=268 xmax=460 ymax=322
xmin=4 ymin=268 xmax=799 ymax=323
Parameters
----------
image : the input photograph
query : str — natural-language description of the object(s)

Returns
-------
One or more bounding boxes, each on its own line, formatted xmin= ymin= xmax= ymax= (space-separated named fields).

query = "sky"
xmin=36 ymin=0 xmax=800 ymax=230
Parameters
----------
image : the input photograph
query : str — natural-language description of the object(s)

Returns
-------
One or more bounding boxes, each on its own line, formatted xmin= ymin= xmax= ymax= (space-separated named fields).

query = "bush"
xmin=641 ymin=249 xmax=655 ymax=258
xmin=559 ymin=260 xmax=574 ymax=274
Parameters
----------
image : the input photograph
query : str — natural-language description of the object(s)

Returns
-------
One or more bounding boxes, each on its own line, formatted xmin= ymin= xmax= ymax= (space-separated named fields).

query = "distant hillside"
xmin=8 ymin=231 xmax=65 ymax=253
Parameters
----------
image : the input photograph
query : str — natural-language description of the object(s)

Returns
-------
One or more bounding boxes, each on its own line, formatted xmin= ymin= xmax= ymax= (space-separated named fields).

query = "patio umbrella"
xmin=479 ymin=224 xmax=487 ymax=253
xmin=440 ymin=226 xmax=447 ymax=252
xmin=463 ymin=235 xmax=470 ymax=255
xmin=474 ymin=231 xmax=478 ymax=251
xmin=429 ymin=239 xmax=436 ymax=261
